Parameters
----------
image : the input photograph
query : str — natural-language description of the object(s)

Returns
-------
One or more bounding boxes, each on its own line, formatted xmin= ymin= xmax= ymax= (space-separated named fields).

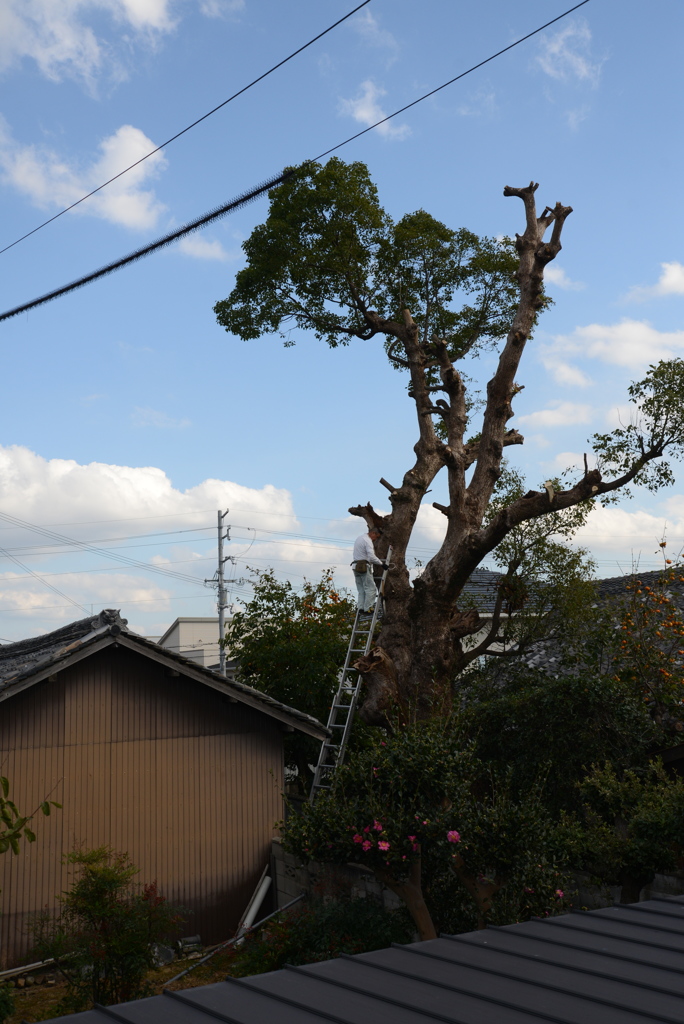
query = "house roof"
xmin=460 ymin=568 xmax=503 ymax=614
xmin=41 ymin=896 xmax=684 ymax=1022
xmin=0 ymin=609 xmax=327 ymax=740
xmin=596 ymin=568 xmax=684 ymax=599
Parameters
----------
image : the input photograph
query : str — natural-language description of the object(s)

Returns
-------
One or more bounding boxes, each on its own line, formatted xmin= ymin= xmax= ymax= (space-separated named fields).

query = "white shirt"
xmin=352 ymin=533 xmax=383 ymax=566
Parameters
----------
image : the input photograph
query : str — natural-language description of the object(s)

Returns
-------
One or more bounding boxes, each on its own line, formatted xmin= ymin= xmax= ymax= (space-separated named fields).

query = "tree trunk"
xmin=618 ymin=870 xmax=653 ymax=904
xmin=374 ymin=855 xmax=437 ymax=941
xmin=450 ymin=854 xmax=503 ymax=929
xmin=350 ymin=186 xmax=578 ymax=714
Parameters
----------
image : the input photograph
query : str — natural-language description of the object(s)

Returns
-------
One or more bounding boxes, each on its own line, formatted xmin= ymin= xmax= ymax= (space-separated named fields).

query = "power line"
xmin=0 ymin=170 xmax=294 ymax=323
xmin=0 ymin=509 xmax=220 ymax=531
xmin=0 ymin=0 xmax=371 ymax=258
xmin=0 ymin=545 xmax=89 ymax=615
xmin=311 ymin=0 xmax=592 ymax=162
xmin=0 ymin=0 xmax=591 ymax=325
xmin=0 ymin=509 xmax=208 ymax=587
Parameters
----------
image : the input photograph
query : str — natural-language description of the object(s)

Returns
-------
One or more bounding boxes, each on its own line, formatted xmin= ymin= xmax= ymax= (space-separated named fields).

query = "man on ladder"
xmin=352 ymin=526 xmax=389 ymax=619
xmin=310 ymin=542 xmax=392 ymax=801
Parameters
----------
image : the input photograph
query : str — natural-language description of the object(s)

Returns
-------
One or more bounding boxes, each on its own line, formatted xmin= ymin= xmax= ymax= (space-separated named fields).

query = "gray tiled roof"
xmin=596 ymin=569 xmax=684 ymax=599
xmin=460 ymin=568 xmax=503 ymax=614
xmin=0 ymin=609 xmax=128 ymax=683
xmin=41 ymin=896 xmax=684 ymax=1022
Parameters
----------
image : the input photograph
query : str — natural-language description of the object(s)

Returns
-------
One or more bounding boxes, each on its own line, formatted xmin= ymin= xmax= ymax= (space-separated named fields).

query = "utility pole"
xmin=217 ymin=510 xmax=230 ymax=677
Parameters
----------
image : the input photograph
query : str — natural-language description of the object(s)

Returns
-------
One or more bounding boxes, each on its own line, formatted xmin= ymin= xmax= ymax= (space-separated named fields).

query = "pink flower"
xmin=362 ymin=840 xmax=372 ymax=851
xmin=373 ymin=820 xmax=383 ymax=832
xmin=447 ymin=830 xmax=461 ymax=844
xmin=378 ymin=840 xmax=390 ymax=851
xmin=408 ymin=835 xmax=416 ymax=842
xmin=352 ymin=834 xmax=363 ymax=844
xmin=363 ymin=826 xmax=370 ymax=833
xmin=412 ymin=843 xmax=419 ymax=852
xmin=555 ymin=889 xmax=564 ymax=898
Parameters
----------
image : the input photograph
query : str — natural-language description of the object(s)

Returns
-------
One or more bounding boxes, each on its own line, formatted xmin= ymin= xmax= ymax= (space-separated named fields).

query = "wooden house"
xmin=0 ymin=610 xmax=327 ymax=967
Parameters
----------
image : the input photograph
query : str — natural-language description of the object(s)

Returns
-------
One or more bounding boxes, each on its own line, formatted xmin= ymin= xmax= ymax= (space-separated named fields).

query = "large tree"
xmin=215 ymin=158 xmax=684 ymax=717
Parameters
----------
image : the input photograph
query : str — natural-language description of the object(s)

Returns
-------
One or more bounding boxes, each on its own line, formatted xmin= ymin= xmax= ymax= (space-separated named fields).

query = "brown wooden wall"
xmin=0 ymin=645 xmax=284 ymax=967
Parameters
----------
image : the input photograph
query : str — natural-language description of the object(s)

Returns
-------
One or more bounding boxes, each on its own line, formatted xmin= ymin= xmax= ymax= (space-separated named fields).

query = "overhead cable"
xmin=0 ymin=546 xmax=90 ymax=615
xmin=0 ymin=0 xmax=371 ymax=257
xmin=0 ymin=171 xmax=294 ymax=323
xmin=0 ymin=510 xmax=207 ymax=587
xmin=310 ymin=0 xmax=592 ymax=162
xmin=0 ymin=0 xmax=591 ymax=325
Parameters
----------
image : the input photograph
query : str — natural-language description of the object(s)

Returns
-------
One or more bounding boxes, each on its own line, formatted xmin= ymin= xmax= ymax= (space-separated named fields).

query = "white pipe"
xmin=236 ymin=876 xmax=272 ymax=942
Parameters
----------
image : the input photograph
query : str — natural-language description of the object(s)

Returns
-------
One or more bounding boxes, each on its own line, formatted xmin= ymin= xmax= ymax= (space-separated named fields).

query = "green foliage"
xmin=593 ymin=358 xmax=684 ymax=495
xmin=231 ymin=895 xmax=413 ymax=977
xmin=464 ymin=464 xmax=598 ymax=660
xmin=226 ymin=568 xmax=355 ymax=790
xmin=214 ymin=158 xmax=520 ymax=367
xmin=462 ymin=669 xmax=658 ymax=818
xmin=31 ymin=848 xmax=184 ymax=1013
xmin=0 ymin=984 xmax=14 ymax=1024
xmin=571 ymin=761 xmax=684 ymax=900
xmin=0 ymin=774 xmax=60 ymax=856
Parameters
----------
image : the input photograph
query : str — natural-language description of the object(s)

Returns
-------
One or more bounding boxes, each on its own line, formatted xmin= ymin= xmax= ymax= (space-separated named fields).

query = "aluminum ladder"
xmin=309 ymin=548 xmax=392 ymax=802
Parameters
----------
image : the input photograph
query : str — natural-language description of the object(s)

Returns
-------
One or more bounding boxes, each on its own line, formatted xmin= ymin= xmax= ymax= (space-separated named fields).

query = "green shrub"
xmin=31 ymin=847 xmax=184 ymax=1013
xmin=0 ymin=984 xmax=14 ymax=1023
xmin=230 ymin=896 xmax=413 ymax=977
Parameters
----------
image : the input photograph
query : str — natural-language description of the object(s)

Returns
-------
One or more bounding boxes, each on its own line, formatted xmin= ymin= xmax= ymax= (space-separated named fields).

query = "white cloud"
xmin=544 ymin=265 xmax=584 ymax=291
xmin=0 ymin=570 xmax=171 ymax=619
xmin=536 ymin=21 xmax=603 ymax=85
xmin=541 ymin=358 xmax=593 ymax=388
xmin=0 ymin=444 xmax=297 ymax=540
xmin=576 ymin=503 xmax=674 ymax=558
xmin=338 ymin=80 xmax=411 ymax=140
xmin=456 ymin=85 xmax=497 ymax=118
xmin=547 ymin=451 xmax=587 ymax=473
xmin=351 ymin=10 xmax=399 ymax=62
xmin=627 ymin=262 xmax=684 ymax=301
xmin=177 ymin=235 xmax=229 ymax=261
xmin=131 ymin=407 xmax=191 ymax=429
xmin=545 ymin=319 xmax=684 ymax=372
xmin=198 ymin=0 xmax=244 ymax=16
xmin=566 ymin=105 xmax=590 ymax=131
xmin=0 ymin=120 xmax=167 ymax=229
xmin=0 ymin=0 xmax=178 ymax=85
xmin=517 ymin=401 xmax=593 ymax=428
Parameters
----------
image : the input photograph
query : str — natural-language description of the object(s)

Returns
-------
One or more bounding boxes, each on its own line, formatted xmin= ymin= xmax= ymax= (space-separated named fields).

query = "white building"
xmin=157 ymin=616 xmax=229 ymax=670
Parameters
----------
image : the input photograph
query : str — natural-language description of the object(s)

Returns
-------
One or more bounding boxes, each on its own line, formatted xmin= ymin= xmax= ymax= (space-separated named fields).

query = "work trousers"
xmin=354 ymin=567 xmax=378 ymax=612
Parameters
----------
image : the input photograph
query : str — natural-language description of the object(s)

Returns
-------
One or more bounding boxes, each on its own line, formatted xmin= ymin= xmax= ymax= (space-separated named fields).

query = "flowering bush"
xmin=283 ymin=719 xmax=571 ymax=937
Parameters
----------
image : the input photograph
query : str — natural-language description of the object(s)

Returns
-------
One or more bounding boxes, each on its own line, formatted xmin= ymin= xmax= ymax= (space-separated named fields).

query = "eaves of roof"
xmin=0 ymin=627 xmax=328 ymax=741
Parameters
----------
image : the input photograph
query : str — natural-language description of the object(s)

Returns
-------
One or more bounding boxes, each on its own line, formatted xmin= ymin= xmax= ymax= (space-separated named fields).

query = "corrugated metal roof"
xmin=41 ymin=896 xmax=684 ymax=1022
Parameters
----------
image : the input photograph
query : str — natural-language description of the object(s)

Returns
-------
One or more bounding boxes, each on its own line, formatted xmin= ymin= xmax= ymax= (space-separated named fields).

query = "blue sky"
xmin=1 ymin=0 xmax=683 ymax=641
